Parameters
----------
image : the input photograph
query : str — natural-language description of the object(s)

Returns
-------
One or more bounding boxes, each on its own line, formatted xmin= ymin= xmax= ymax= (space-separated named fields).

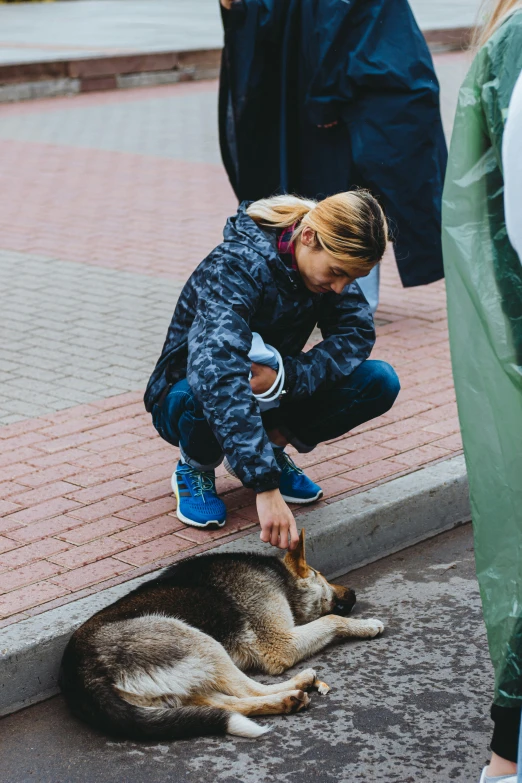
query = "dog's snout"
xmin=331 ymin=588 xmax=356 ymax=616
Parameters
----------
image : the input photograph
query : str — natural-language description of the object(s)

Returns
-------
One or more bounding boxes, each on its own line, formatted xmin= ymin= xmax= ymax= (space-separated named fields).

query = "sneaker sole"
xmin=281 ymin=490 xmax=323 ymax=505
xmin=172 ymin=473 xmax=226 ymax=529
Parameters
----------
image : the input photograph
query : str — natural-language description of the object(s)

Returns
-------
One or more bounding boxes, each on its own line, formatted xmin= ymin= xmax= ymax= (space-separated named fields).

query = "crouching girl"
xmin=144 ymin=193 xmax=400 ymax=550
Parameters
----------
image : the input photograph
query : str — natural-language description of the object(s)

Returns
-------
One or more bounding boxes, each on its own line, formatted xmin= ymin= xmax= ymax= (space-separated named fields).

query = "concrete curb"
xmin=0 ymin=26 xmax=472 ymax=103
xmin=0 ymin=49 xmax=223 ymax=103
xmin=0 ymin=455 xmax=470 ymax=718
xmin=423 ymin=25 xmax=474 ymax=51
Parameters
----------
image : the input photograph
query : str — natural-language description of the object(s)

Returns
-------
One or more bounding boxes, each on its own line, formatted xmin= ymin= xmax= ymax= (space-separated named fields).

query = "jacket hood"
xmin=223 ymin=201 xmax=281 ymax=264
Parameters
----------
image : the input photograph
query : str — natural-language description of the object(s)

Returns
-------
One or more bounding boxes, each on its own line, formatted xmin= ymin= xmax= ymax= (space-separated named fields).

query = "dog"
xmin=60 ymin=530 xmax=384 ymax=741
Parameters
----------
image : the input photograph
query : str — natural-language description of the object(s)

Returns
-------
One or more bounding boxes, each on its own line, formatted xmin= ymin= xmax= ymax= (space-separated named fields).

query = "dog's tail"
xmin=110 ymin=701 xmax=270 ymax=740
xmin=95 ymin=698 xmax=269 ymax=741
xmin=60 ymin=668 xmax=268 ymax=741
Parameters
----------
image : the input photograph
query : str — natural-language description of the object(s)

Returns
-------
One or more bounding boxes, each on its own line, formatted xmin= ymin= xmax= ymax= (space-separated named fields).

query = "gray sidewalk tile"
xmin=1 ymin=399 xmax=52 ymax=416
xmin=0 ymin=249 xmax=183 ymax=422
xmin=0 ymin=359 xmax=23 ymax=373
xmin=0 ymin=414 xmax=25 ymax=426
xmin=0 ymin=90 xmax=221 ymax=165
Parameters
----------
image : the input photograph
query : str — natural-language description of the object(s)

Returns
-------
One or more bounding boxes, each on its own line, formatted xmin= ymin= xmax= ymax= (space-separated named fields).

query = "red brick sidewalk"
xmin=0 ymin=253 xmax=460 ymax=627
xmin=0 ymin=59 xmax=466 ymax=627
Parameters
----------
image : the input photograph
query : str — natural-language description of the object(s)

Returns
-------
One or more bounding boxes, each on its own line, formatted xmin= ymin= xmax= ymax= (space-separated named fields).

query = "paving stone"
xmin=0 ymin=538 xmax=71 ymax=571
xmin=0 ymin=482 xmax=26 ymax=500
xmin=64 ymin=477 xmax=139 ymax=505
xmin=48 ymin=536 xmax=130 ymax=569
xmin=5 ymin=515 xmax=84 ymax=544
xmin=340 ymin=459 xmax=409 ymax=486
xmin=113 ymin=533 xmax=194 ymax=567
xmin=111 ymin=515 xmax=183 ymax=546
xmin=47 ymin=558 xmax=133 ymax=592
xmin=9 ymin=481 xmax=79 ymax=509
xmin=56 ymin=516 xmax=135 ymax=546
xmin=67 ymin=494 xmax=140 ymax=523
xmin=0 ymin=250 xmax=186 ymax=421
xmin=0 ymin=560 xmax=64 ymax=594
xmin=0 ymin=536 xmax=23 ymax=556
xmin=391 ymin=444 xmax=453 ymax=467
xmin=0 ymin=581 xmax=70 ymax=619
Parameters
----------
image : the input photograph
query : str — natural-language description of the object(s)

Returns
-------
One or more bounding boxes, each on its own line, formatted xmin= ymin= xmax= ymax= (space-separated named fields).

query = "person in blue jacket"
xmin=219 ymin=0 xmax=447 ymax=306
xmin=145 ymin=192 xmax=400 ymax=549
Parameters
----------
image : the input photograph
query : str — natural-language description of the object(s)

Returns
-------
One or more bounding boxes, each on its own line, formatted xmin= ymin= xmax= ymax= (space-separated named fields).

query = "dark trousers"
xmin=152 ymin=359 xmax=400 ymax=471
xmin=491 ymin=704 xmax=521 ymax=763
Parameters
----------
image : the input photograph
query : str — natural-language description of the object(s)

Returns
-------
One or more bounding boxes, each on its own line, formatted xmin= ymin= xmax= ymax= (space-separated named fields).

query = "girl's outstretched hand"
xmin=257 ymin=489 xmax=299 ymax=551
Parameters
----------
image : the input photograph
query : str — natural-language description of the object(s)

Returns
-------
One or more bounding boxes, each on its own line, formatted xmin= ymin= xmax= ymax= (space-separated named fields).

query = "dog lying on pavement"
xmin=60 ymin=530 xmax=384 ymax=740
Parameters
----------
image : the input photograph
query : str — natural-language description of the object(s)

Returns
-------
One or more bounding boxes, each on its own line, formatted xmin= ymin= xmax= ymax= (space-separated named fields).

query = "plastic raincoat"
xmin=442 ymin=11 xmax=522 ymax=708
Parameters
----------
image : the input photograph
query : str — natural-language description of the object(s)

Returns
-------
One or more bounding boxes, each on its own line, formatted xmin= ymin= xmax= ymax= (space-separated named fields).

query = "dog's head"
xmin=283 ymin=529 xmax=356 ymax=622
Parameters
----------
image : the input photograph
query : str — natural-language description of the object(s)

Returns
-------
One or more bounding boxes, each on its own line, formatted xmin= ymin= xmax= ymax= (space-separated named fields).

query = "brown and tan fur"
xmin=60 ymin=530 xmax=384 ymax=740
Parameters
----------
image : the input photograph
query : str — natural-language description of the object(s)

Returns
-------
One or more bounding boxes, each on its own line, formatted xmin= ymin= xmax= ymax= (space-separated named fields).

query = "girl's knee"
xmin=368 ymin=360 xmax=400 ymax=409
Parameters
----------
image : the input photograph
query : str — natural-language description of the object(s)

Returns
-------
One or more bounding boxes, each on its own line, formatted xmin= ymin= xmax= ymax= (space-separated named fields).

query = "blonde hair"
xmin=473 ymin=0 xmax=522 ymax=47
xmin=247 ymin=192 xmax=388 ymax=275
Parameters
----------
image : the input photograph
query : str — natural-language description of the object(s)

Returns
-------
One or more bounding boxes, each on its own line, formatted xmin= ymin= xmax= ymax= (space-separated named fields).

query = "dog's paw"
xmin=362 ymin=618 xmax=385 ymax=637
xmin=282 ymin=690 xmax=311 ymax=714
xmin=315 ymin=680 xmax=330 ymax=695
xmin=295 ymin=668 xmax=317 ymax=690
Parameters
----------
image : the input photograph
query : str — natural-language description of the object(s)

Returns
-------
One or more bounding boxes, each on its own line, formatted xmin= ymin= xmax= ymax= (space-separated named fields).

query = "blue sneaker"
xmin=172 ymin=461 xmax=226 ymax=529
xmin=274 ymin=448 xmax=323 ymax=504
xmin=223 ymin=449 xmax=322 ymax=504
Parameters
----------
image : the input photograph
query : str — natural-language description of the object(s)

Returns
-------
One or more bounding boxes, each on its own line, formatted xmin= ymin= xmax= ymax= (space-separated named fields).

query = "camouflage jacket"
xmin=144 ymin=203 xmax=375 ymax=493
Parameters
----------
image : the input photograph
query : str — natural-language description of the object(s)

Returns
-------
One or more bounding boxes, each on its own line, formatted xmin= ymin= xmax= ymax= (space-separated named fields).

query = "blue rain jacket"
xmin=144 ymin=203 xmax=374 ymax=493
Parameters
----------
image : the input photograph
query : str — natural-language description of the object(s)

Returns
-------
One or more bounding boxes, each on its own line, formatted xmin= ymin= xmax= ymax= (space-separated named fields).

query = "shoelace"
xmin=183 ymin=467 xmax=216 ymax=502
xmin=276 ymin=450 xmax=304 ymax=475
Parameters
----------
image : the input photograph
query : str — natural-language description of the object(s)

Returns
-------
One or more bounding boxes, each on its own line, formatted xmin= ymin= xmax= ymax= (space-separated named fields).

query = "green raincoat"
xmin=442 ymin=10 xmax=522 ymax=708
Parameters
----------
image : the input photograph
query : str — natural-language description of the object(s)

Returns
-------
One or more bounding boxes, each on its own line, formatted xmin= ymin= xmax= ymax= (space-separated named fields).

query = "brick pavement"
xmin=0 ymin=52 xmax=470 ymax=626
xmin=0 ymin=250 xmax=186 ymax=420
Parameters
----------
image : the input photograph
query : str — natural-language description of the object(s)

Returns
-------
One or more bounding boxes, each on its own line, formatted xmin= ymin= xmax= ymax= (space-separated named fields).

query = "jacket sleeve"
xmin=283 ymin=283 xmax=375 ymax=399
xmin=186 ymin=248 xmax=281 ymax=493
xmin=303 ymin=0 xmax=435 ymax=126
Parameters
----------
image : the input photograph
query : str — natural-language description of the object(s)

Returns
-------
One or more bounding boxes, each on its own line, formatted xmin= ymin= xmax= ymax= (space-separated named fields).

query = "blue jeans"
xmin=152 ymin=359 xmax=400 ymax=471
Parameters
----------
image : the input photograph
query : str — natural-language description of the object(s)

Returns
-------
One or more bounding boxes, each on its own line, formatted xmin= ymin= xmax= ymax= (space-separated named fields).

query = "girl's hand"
xmin=250 ymin=362 xmax=277 ymax=395
xmin=257 ymin=489 xmax=299 ymax=550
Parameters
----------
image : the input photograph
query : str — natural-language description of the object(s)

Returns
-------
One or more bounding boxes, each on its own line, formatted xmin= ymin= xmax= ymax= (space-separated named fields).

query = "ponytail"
xmin=246 ymin=195 xmax=317 ymax=229
xmin=247 ymin=191 xmax=388 ymax=273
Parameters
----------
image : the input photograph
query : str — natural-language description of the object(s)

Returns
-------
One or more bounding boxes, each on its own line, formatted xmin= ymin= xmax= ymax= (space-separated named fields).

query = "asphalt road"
xmin=0 ymin=524 xmax=492 ymax=783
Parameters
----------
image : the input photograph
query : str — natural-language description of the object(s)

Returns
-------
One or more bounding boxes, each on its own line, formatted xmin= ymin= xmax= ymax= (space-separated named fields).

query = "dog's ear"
xmin=298 ymin=528 xmax=306 ymax=561
xmin=284 ymin=529 xmax=309 ymax=578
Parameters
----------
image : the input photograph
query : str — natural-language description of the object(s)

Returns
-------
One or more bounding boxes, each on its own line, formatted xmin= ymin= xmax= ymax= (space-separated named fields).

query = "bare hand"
xmin=220 ymin=0 xmax=233 ymax=8
xmin=257 ymin=489 xmax=299 ymax=551
xmin=250 ymin=362 xmax=277 ymax=395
